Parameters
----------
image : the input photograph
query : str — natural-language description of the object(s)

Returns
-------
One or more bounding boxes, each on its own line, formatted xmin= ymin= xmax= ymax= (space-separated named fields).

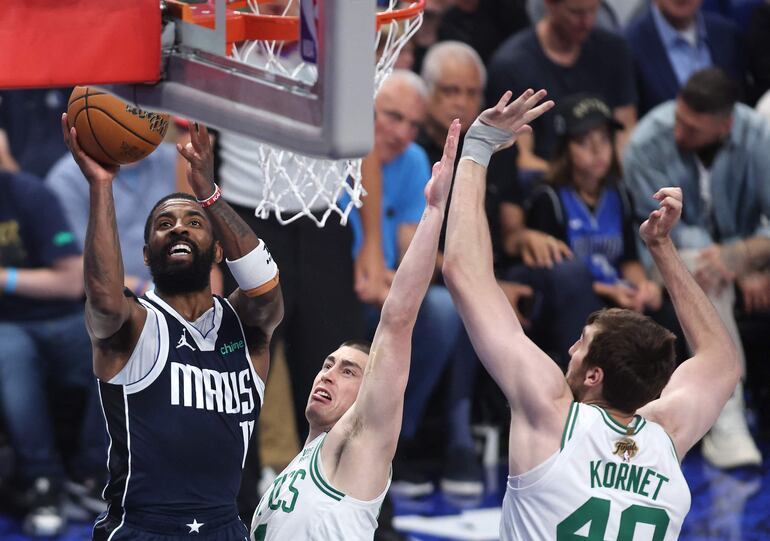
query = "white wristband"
xmin=461 ymin=120 xmax=514 ymax=167
xmin=226 ymin=240 xmax=280 ymax=297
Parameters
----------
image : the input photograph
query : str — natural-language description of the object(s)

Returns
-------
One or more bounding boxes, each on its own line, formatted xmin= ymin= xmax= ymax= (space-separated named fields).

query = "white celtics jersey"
xmin=502 ymin=402 xmax=690 ymax=540
xmin=251 ymin=432 xmax=390 ymax=541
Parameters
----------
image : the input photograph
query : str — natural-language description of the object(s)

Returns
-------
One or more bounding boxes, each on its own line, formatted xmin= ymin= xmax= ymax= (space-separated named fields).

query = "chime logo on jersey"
xmin=613 ymin=437 xmax=639 ymax=462
xmin=170 ymin=362 xmax=255 ymax=414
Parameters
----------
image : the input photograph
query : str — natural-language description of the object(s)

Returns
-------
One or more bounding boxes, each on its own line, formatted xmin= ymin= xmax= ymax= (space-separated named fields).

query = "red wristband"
xmin=197 ymin=184 xmax=221 ymax=208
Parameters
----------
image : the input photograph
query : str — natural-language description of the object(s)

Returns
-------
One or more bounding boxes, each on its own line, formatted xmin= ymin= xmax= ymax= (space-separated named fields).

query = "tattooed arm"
xmin=61 ymin=114 xmax=148 ymax=381
xmin=177 ymin=124 xmax=284 ymax=380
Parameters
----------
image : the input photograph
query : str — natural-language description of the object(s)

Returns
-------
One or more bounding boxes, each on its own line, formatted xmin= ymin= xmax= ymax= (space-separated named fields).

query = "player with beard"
xmin=61 ymin=116 xmax=284 ymax=541
xmin=442 ymin=90 xmax=741 ymax=539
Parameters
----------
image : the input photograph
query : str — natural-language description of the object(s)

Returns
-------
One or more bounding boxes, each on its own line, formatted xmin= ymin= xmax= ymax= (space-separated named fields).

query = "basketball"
xmin=66 ymin=86 xmax=170 ymax=166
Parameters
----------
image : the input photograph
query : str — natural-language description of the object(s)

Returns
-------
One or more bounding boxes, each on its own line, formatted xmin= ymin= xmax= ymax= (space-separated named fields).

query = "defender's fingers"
xmin=444 ymin=125 xmax=459 ymax=157
xmin=504 ymin=88 xmax=535 ymax=114
xmin=495 ymin=91 xmax=514 ymax=111
xmin=514 ymin=124 xmax=533 ymax=137
xmin=520 ymin=89 xmax=549 ymax=112
xmin=521 ymin=100 xmax=555 ymax=124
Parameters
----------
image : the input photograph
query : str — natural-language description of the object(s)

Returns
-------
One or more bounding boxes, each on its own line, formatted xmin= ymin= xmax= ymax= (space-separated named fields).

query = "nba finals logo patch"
xmin=613 ymin=437 xmax=638 ymax=462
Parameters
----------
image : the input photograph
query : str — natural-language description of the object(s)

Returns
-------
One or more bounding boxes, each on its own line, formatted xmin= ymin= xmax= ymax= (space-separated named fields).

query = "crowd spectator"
xmin=438 ymin=0 xmax=530 ymax=64
xmin=411 ymin=0 xmax=453 ymax=73
xmin=626 ymin=0 xmax=744 ymax=117
xmin=0 ymin=89 xmax=70 ymax=178
xmin=624 ymin=67 xmax=769 ymax=469
xmin=701 ymin=0 xmax=765 ymax=30
xmin=487 ymin=0 xmax=637 ymax=177
xmin=419 ymin=41 xmax=532 ymax=283
xmin=758 ymin=89 xmax=770 ymax=121
xmin=747 ymin=0 xmax=770 ymax=104
xmin=418 ymin=42 xmax=485 ymax=161
xmin=527 ymin=0 xmax=647 ymax=31
xmin=507 ymin=94 xmax=683 ymax=364
xmin=0 ymin=169 xmax=104 ymax=536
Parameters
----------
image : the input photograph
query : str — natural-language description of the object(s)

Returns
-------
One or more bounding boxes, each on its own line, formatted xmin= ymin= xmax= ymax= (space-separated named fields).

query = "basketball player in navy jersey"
xmin=61 ymin=116 xmax=284 ymax=540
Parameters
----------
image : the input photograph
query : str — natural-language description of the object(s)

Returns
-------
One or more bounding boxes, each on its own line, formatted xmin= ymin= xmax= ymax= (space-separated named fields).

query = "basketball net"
xmin=230 ymin=0 xmax=424 ymax=226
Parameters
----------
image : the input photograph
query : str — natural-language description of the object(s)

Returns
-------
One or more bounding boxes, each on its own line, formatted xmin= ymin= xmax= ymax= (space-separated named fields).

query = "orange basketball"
xmin=67 ymin=86 xmax=170 ymax=166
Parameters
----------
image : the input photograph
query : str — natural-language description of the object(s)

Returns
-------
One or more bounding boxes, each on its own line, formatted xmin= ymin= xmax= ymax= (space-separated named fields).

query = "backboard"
xmin=106 ymin=0 xmax=376 ymax=159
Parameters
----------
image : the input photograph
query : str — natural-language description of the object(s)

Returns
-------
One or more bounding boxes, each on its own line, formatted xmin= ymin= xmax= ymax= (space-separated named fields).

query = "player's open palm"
xmin=640 ymin=187 xmax=683 ymax=246
xmin=477 ymin=89 xmax=554 ymax=152
xmin=424 ymin=119 xmax=460 ymax=209
xmin=61 ymin=113 xmax=119 ymax=185
xmin=176 ymin=122 xmax=216 ymax=199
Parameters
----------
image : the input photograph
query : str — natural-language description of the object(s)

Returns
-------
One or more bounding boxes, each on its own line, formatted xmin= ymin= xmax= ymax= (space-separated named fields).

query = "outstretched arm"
xmin=442 ymin=91 xmax=569 ymax=474
xmin=637 ymin=188 xmax=740 ymax=459
xmin=176 ymin=124 xmax=283 ymax=380
xmin=328 ymin=121 xmax=461 ymax=500
xmin=62 ymin=113 xmax=149 ymax=381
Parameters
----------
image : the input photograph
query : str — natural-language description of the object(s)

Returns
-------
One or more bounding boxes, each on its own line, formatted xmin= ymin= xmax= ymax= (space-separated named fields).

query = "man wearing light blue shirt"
xmin=650 ymin=1 xmax=712 ymax=85
xmin=624 ymin=68 xmax=770 ymax=469
xmin=626 ymin=0 xmax=744 ymax=116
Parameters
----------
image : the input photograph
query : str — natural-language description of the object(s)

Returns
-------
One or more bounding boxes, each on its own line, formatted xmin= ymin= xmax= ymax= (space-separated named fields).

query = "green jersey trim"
xmin=309 ymin=434 xmax=345 ymax=502
xmin=561 ymin=402 xmax=580 ymax=450
xmin=665 ymin=432 xmax=680 ymax=462
xmin=589 ymin=405 xmax=646 ymax=435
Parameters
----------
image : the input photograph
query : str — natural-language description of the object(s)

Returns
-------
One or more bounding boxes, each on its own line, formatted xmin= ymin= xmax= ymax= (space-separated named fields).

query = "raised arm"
xmin=328 ymin=121 xmax=461 ymax=500
xmin=442 ymin=91 xmax=571 ymax=474
xmin=176 ymin=123 xmax=283 ymax=380
xmin=637 ymin=188 xmax=740 ymax=459
xmin=61 ymin=113 xmax=148 ymax=380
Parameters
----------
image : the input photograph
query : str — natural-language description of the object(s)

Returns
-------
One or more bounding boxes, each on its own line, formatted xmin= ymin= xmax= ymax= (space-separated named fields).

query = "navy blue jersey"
xmin=98 ymin=290 xmax=262 ymax=533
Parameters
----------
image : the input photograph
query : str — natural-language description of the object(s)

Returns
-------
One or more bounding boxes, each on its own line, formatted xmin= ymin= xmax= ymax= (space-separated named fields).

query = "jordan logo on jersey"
xmin=176 ymin=329 xmax=195 ymax=351
xmin=613 ymin=437 xmax=639 ymax=462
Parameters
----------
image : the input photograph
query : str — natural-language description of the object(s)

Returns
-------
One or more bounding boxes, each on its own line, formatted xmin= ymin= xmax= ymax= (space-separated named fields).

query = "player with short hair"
xmin=62 ymin=116 xmax=284 ymax=540
xmin=250 ymin=118 xmax=470 ymax=540
xmin=442 ymin=89 xmax=741 ymax=540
